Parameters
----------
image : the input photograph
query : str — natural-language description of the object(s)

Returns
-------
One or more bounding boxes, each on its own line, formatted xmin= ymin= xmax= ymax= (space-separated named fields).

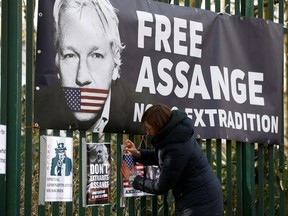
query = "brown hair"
xmin=141 ymin=104 xmax=172 ymax=134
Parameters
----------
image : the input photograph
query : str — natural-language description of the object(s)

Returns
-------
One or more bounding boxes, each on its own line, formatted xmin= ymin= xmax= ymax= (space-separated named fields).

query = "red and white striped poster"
xmin=121 ymin=146 xmax=155 ymax=197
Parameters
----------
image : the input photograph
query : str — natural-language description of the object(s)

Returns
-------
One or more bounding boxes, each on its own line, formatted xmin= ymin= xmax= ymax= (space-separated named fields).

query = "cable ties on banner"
xmin=217 ymin=4 xmax=231 ymax=16
xmin=217 ymin=12 xmax=232 ymax=16
xmin=25 ymin=123 xmax=39 ymax=129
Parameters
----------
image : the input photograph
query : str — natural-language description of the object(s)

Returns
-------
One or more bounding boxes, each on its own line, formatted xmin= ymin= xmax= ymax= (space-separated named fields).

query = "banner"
xmin=82 ymin=141 xmax=111 ymax=206
xmin=39 ymin=136 xmax=73 ymax=204
xmin=34 ymin=0 xmax=283 ymax=144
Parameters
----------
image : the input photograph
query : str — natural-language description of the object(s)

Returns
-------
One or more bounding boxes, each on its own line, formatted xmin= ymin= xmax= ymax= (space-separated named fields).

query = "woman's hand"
xmin=121 ymin=160 xmax=135 ymax=180
xmin=124 ymin=139 xmax=141 ymax=158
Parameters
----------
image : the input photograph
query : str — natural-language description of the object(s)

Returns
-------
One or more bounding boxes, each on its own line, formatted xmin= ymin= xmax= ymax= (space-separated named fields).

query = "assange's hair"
xmin=53 ymin=0 xmax=124 ymax=71
xmin=141 ymin=104 xmax=172 ymax=134
xmin=96 ymin=144 xmax=109 ymax=163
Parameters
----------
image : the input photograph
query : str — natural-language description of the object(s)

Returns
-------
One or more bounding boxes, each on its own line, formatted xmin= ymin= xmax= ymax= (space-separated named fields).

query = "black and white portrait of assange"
xmin=34 ymin=0 xmax=139 ymax=133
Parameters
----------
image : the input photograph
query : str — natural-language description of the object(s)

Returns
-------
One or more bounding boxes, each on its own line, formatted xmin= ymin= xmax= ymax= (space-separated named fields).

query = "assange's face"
xmin=96 ymin=145 xmax=107 ymax=163
xmin=56 ymin=7 xmax=115 ymax=121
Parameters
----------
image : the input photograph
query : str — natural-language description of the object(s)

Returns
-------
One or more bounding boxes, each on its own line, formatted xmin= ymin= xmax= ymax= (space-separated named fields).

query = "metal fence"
xmin=0 ymin=0 xmax=287 ymax=215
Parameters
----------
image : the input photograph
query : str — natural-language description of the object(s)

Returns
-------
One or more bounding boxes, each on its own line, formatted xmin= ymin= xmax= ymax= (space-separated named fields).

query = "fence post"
xmin=241 ymin=0 xmax=254 ymax=215
xmin=0 ymin=0 xmax=8 ymax=214
xmin=4 ymin=0 xmax=23 ymax=215
xmin=242 ymin=143 xmax=253 ymax=216
xmin=24 ymin=0 xmax=35 ymax=215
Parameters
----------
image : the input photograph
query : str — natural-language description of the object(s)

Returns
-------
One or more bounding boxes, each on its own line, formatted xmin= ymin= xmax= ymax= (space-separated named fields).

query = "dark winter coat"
xmin=133 ymin=110 xmax=223 ymax=211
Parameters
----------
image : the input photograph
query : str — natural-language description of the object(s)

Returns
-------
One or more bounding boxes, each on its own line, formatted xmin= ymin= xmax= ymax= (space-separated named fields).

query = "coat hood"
xmin=151 ymin=110 xmax=194 ymax=148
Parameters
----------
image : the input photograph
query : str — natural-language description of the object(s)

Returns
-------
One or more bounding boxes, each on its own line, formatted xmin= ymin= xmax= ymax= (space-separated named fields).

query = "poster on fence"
xmin=121 ymin=145 xmax=157 ymax=197
xmin=82 ymin=141 xmax=111 ymax=206
xmin=0 ymin=125 xmax=6 ymax=174
xmin=35 ymin=0 xmax=283 ymax=144
xmin=38 ymin=135 xmax=73 ymax=204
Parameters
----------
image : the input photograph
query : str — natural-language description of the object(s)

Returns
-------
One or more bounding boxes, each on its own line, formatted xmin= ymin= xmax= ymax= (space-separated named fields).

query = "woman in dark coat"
xmin=121 ymin=104 xmax=223 ymax=216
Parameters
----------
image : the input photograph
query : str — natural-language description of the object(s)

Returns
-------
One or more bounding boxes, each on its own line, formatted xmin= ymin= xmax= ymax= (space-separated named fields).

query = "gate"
xmin=0 ymin=0 xmax=287 ymax=215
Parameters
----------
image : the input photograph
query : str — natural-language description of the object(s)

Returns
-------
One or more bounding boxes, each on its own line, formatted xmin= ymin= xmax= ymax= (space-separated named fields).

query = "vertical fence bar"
xmin=52 ymin=131 xmax=60 ymax=215
xmin=205 ymin=0 xmax=211 ymax=10
xmin=251 ymin=144 xmax=256 ymax=216
xmin=241 ymin=1 xmax=254 ymax=215
xmin=5 ymin=0 xmax=23 ymax=215
xmin=128 ymin=134 xmax=136 ymax=216
xmin=216 ymin=139 xmax=222 ymax=182
xmin=236 ymin=142 xmax=243 ymax=216
xmin=242 ymin=143 xmax=252 ymax=216
xmin=140 ymin=136 xmax=147 ymax=216
xmin=278 ymin=1 xmax=285 ymax=215
xmin=215 ymin=0 xmax=220 ymax=12
xmin=66 ymin=130 xmax=73 ymax=215
xmin=206 ymin=139 xmax=212 ymax=165
xmin=279 ymin=144 xmax=285 ymax=216
xmin=225 ymin=0 xmax=230 ymax=14
xmin=38 ymin=129 xmax=47 ymax=216
xmin=226 ymin=140 xmax=232 ymax=216
xmin=91 ymin=133 xmax=99 ymax=215
xmin=117 ymin=134 xmax=124 ymax=216
xmin=257 ymin=144 xmax=265 ymax=216
xmin=79 ymin=131 xmax=86 ymax=216
xmin=268 ymin=145 xmax=275 ymax=216
xmin=0 ymin=0 xmax=8 ymax=214
xmin=195 ymin=0 xmax=201 ymax=8
xmin=152 ymin=196 xmax=158 ymax=216
xmin=140 ymin=194 xmax=147 ymax=216
xmin=278 ymin=0 xmax=284 ymax=24
xmin=104 ymin=133 xmax=112 ymax=216
xmin=268 ymin=0 xmax=274 ymax=21
xmin=257 ymin=0 xmax=264 ymax=18
xmin=24 ymin=0 xmax=35 ymax=215
xmin=235 ymin=0 xmax=240 ymax=15
xmin=163 ymin=194 xmax=169 ymax=216
xmin=184 ymin=0 xmax=189 ymax=7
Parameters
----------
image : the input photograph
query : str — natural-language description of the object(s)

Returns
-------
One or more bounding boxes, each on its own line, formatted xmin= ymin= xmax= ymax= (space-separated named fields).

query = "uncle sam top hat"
xmin=55 ymin=142 xmax=67 ymax=153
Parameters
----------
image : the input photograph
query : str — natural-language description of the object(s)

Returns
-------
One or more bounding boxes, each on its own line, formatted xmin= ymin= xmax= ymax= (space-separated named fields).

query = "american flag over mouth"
xmin=63 ymin=87 xmax=109 ymax=113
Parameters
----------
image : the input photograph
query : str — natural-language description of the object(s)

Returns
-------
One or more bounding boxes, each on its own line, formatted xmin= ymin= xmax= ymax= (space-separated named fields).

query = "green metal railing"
xmin=0 ymin=0 xmax=286 ymax=215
